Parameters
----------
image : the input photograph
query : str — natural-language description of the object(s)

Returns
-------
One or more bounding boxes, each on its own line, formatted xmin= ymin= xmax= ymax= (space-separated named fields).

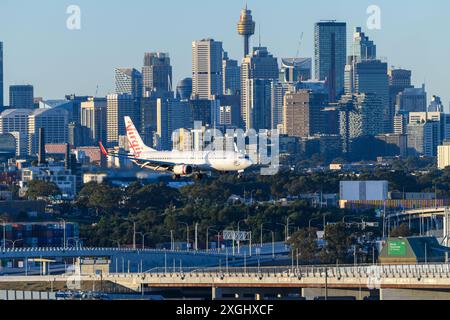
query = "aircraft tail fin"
xmin=124 ymin=116 xmax=156 ymax=156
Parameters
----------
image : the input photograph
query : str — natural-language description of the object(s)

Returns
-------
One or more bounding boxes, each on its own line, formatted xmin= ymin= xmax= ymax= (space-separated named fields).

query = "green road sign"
xmin=388 ymin=240 xmax=407 ymax=256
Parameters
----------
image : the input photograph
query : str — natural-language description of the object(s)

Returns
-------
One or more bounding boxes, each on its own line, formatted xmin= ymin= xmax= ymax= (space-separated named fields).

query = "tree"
xmin=288 ymin=228 xmax=318 ymax=262
xmin=390 ymin=224 xmax=412 ymax=237
xmin=322 ymin=223 xmax=353 ymax=264
xmin=77 ymin=182 xmax=122 ymax=215
xmin=26 ymin=180 xmax=61 ymax=199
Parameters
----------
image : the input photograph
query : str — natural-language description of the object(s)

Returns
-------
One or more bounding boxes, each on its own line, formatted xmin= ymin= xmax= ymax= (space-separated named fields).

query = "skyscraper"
xmin=271 ymin=81 xmax=289 ymax=130
xmin=428 ymin=95 xmax=444 ymax=112
xmin=0 ymin=109 xmax=33 ymax=155
xmin=142 ymin=52 xmax=172 ymax=97
xmin=241 ymin=47 xmax=279 ymax=129
xmin=222 ymin=51 xmax=240 ymax=95
xmin=389 ymin=68 xmax=413 ymax=132
xmin=28 ymin=108 xmax=69 ymax=155
xmin=156 ymin=98 xmax=191 ymax=150
xmin=283 ymin=90 xmax=326 ymax=138
xmin=9 ymin=85 xmax=34 ymax=109
xmin=396 ymin=85 xmax=427 ymax=113
xmin=237 ymin=5 xmax=256 ymax=57
xmin=115 ymin=68 xmax=143 ymax=98
xmin=0 ymin=42 xmax=3 ymax=109
xmin=339 ymin=93 xmax=384 ymax=153
xmin=407 ymin=120 xmax=440 ymax=157
xmin=244 ymin=79 xmax=272 ymax=131
xmin=80 ymin=97 xmax=107 ymax=144
xmin=314 ymin=21 xmax=347 ymax=102
xmin=351 ymin=27 xmax=376 ymax=61
xmin=192 ymin=39 xmax=223 ymax=99
xmin=344 ymin=59 xmax=389 ymax=132
xmin=106 ymin=94 xmax=138 ymax=146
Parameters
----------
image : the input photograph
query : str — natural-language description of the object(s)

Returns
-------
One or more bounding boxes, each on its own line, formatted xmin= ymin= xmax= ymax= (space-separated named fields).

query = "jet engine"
xmin=172 ymin=165 xmax=193 ymax=176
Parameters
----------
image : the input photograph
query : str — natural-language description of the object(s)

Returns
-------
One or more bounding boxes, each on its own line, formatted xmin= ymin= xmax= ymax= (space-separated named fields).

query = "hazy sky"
xmin=0 ymin=0 xmax=449 ymax=108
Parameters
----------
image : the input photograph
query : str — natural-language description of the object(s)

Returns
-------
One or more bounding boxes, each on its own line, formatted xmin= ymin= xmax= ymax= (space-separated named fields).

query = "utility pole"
xmin=195 ymin=223 xmax=198 ymax=251
xmin=133 ymin=222 xmax=136 ymax=250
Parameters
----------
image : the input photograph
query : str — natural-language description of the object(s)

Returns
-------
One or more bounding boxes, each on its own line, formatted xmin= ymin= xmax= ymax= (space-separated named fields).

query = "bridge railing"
xmin=137 ymin=263 xmax=450 ymax=279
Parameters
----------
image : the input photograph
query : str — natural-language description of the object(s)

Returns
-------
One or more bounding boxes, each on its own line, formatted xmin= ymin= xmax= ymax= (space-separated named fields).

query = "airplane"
xmin=99 ymin=117 xmax=253 ymax=180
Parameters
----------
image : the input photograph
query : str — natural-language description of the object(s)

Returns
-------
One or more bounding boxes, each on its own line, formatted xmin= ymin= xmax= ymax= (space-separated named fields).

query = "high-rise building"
xmin=0 ymin=109 xmax=33 ymax=155
xmin=344 ymin=59 xmax=389 ymax=132
xmin=156 ymin=98 xmax=191 ymax=150
xmin=0 ymin=42 xmax=3 ymax=109
xmin=176 ymin=78 xmax=193 ymax=100
xmin=9 ymin=85 xmax=34 ymax=109
xmin=280 ymin=58 xmax=312 ymax=83
xmin=106 ymin=94 xmax=138 ymax=146
xmin=28 ymin=108 xmax=69 ymax=155
xmin=428 ymin=95 xmax=444 ymax=112
xmin=192 ymin=39 xmax=223 ymax=99
xmin=339 ymin=93 xmax=384 ymax=153
xmin=283 ymin=90 xmax=327 ymax=138
xmin=350 ymin=27 xmax=376 ymax=61
xmin=142 ymin=52 xmax=172 ymax=98
xmin=438 ymin=142 xmax=450 ymax=169
xmin=396 ymin=85 xmax=427 ymax=113
xmin=314 ymin=21 xmax=347 ymax=102
xmin=189 ymin=98 xmax=215 ymax=128
xmin=389 ymin=68 xmax=413 ymax=132
xmin=407 ymin=120 xmax=440 ymax=157
xmin=140 ymin=97 xmax=158 ymax=147
xmin=241 ymin=47 xmax=279 ymax=129
xmin=244 ymin=79 xmax=272 ymax=131
xmin=80 ymin=97 xmax=107 ymax=145
xmin=271 ymin=81 xmax=290 ymax=130
xmin=222 ymin=51 xmax=240 ymax=95
xmin=409 ymin=111 xmax=450 ymax=144
xmin=237 ymin=5 xmax=256 ymax=57
xmin=39 ymin=99 xmax=76 ymax=123
xmin=216 ymin=94 xmax=241 ymax=129
xmin=115 ymin=68 xmax=143 ymax=98
xmin=65 ymin=94 xmax=90 ymax=124
xmin=68 ymin=122 xmax=91 ymax=147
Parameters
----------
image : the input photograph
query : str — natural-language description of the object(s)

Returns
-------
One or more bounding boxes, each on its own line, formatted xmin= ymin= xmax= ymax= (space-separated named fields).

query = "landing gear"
xmin=172 ymin=174 xmax=181 ymax=180
xmin=193 ymin=173 xmax=204 ymax=181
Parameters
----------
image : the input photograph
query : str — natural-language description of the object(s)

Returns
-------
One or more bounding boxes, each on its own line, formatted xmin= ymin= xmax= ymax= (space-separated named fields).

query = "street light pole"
xmin=1 ymin=219 xmax=6 ymax=252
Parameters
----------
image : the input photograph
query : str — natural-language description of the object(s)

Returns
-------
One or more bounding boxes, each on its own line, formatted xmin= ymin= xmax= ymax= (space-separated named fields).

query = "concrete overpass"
xmin=0 ymin=244 xmax=290 ymax=274
xmin=387 ymin=207 xmax=450 ymax=245
xmin=2 ymin=264 xmax=450 ymax=300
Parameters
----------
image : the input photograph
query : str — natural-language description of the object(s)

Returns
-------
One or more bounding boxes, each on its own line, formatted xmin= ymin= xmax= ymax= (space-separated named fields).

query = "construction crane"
xmin=295 ymin=32 xmax=304 ymax=60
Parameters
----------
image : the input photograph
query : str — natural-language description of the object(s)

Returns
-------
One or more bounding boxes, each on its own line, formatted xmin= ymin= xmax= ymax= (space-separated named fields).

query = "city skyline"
xmin=0 ymin=0 xmax=449 ymax=108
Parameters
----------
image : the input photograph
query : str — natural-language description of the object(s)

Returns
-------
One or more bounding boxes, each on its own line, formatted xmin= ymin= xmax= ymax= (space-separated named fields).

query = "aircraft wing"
xmin=99 ymin=142 xmax=175 ymax=168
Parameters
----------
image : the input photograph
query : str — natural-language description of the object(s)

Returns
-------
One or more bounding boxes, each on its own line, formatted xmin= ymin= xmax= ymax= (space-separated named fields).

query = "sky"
xmin=0 ymin=0 xmax=449 ymax=109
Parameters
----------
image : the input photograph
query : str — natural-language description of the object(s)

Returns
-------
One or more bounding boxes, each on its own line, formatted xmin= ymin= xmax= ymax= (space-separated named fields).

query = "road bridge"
xmin=0 ymin=244 xmax=290 ymax=274
xmin=2 ymin=264 xmax=450 ymax=300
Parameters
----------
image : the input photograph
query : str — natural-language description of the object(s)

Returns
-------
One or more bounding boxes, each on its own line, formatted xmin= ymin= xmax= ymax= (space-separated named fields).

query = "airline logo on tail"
xmin=125 ymin=117 xmax=144 ymax=158
xmin=125 ymin=116 xmax=155 ymax=158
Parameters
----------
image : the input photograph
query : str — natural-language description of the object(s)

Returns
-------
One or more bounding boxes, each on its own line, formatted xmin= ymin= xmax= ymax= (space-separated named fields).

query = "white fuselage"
xmin=133 ymin=150 xmax=253 ymax=172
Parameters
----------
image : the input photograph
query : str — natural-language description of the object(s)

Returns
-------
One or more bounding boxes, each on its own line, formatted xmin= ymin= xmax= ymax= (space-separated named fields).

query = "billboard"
xmin=388 ymin=240 xmax=407 ymax=256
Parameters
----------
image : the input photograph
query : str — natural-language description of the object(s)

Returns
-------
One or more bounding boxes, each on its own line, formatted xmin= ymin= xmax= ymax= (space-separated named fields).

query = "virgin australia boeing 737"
xmin=99 ymin=117 xmax=253 ymax=179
